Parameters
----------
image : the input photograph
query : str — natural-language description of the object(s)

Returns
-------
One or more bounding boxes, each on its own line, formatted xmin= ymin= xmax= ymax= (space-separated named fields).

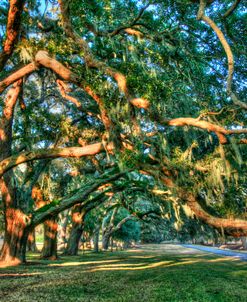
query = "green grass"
xmin=0 ymin=247 xmax=247 ymax=302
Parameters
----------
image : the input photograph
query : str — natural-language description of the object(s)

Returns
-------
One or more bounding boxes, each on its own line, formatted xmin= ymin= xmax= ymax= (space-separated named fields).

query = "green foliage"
xmin=0 ymin=0 xmax=247 ymax=250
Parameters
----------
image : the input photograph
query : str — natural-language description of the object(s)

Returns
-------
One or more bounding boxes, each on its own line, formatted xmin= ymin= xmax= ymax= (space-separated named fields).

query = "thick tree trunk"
xmin=41 ymin=217 xmax=58 ymax=260
xmin=0 ymin=208 xmax=30 ymax=265
xmin=27 ymin=229 xmax=38 ymax=252
xmin=0 ymin=80 xmax=27 ymax=266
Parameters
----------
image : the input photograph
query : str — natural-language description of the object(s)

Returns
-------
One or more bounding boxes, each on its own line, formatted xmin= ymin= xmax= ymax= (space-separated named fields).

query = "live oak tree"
xmin=0 ymin=0 xmax=246 ymax=265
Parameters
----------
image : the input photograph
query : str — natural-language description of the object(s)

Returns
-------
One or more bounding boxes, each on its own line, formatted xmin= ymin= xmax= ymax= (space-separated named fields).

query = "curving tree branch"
xmin=197 ymin=0 xmax=247 ymax=110
xmin=182 ymin=191 xmax=247 ymax=236
xmin=144 ymin=167 xmax=247 ymax=236
xmin=0 ymin=142 xmax=113 ymax=178
xmin=161 ymin=116 xmax=247 ymax=144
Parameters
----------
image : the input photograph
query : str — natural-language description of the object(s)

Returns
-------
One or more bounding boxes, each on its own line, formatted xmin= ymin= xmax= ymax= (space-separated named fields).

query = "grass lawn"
xmin=0 ymin=245 xmax=246 ymax=302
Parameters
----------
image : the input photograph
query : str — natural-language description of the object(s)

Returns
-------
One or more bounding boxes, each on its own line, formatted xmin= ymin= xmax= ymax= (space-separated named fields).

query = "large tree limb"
xmin=0 ymin=63 xmax=37 ymax=93
xmin=113 ymin=215 xmax=134 ymax=232
xmin=1 ymin=50 xmax=148 ymax=111
xmin=22 ymin=52 xmax=247 ymax=140
xmin=162 ymin=117 xmax=247 ymax=144
xmin=1 ymin=114 xmax=246 ymax=178
xmin=32 ymin=171 xmax=127 ymax=226
xmin=182 ymin=191 xmax=247 ymax=236
xmin=1 ymin=52 xmax=112 ymax=131
xmin=0 ymin=0 xmax=26 ymax=71
xmin=0 ymin=142 xmax=115 ymax=178
xmin=0 ymin=51 xmax=79 ymax=93
xmin=1 ymin=79 xmax=22 ymax=122
xmin=144 ymin=167 xmax=247 ymax=236
xmin=0 ymin=79 xmax=23 ymax=212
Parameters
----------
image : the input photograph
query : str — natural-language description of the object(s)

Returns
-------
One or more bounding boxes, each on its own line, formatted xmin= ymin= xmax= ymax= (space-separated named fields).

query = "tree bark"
xmin=41 ymin=217 xmax=58 ymax=260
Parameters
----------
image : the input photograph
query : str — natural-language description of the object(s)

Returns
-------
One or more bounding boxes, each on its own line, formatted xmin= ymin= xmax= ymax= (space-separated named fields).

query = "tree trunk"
xmin=41 ymin=217 xmax=58 ymax=260
xmin=110 ymin=237 xmax=114 ymax=252
xmin=93 ymin=227 xmax=100 ymax=253
xmin=65 ymin=224 xmax=84 ymax=256
xmin=65 ymin=206 xmax=87 ymax=256
xmin=102 ymin=232 xmax=111 ymax=250
xmin=0 ymin=208 xmax=30 ymax=265
xmin=0 ymin=80 xmax=24 ymax=266
xmin=27 ymin=229 xmax=38 ymax=252
xmin=59 ymin=212 xmax=69 ymax=249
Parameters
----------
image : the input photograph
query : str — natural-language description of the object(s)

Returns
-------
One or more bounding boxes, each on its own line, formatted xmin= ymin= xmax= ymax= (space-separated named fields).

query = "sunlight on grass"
xmin=49 ymin=259 xmax=121 ymax=267
xmin=0 ymin=272 xmax=42 ymax=277
xmin=130 ymin=255 xmax=156 ymax=259
xmin=1 ymin=247 xmax=247 ymax=302
xmin=88 ymin=260 xmax=172 ymax=272
xmin=207 ymin=257 xmax=240 ymax=263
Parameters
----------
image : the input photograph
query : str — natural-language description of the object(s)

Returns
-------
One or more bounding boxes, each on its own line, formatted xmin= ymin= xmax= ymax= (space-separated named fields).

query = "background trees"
xmin=0 ymin=0 xmax=246 ymax=265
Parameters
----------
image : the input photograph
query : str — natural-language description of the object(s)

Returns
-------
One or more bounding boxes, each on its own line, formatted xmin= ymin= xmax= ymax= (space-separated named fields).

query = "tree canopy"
xmin=0 ymin=0 xmax=246 ymax=264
